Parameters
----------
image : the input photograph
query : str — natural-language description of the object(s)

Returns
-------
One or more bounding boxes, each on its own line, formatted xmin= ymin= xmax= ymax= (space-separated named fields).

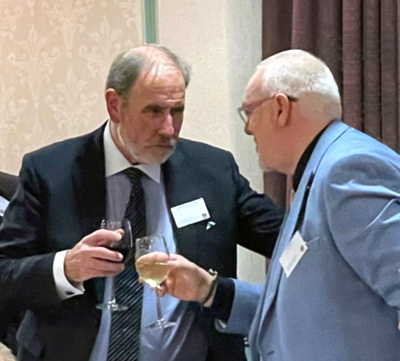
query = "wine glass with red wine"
xmin=96 ymin=218 xmax=133 ymax=311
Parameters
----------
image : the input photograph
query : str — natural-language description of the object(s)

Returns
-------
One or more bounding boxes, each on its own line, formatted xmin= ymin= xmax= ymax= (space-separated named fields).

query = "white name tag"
xmin=279 ymin=231 xmax=308 ymax=277
xmin=171 ymin=198 xmax=210 ymax=228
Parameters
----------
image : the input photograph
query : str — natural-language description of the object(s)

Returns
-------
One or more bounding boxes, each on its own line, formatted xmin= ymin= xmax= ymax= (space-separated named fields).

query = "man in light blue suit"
xmin=162 ymin=49 xmax=400 ymax=361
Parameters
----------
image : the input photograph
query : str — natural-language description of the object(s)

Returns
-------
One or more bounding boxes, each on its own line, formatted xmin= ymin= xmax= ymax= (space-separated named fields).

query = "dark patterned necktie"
xmin=108 ymin=168 xmax=146 ymax=361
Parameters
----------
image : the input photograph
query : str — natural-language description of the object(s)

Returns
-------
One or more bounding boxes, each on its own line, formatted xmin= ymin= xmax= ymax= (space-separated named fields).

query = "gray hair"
xmin=258 ymin=49 xmax=341 ymax=107
xmin=105 ymin=44 xmax=191 ymax=97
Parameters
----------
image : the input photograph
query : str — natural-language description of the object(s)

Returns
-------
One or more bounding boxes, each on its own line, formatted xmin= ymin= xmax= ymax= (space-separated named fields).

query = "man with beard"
xmin=0 ymin=45 xmax=282 ymax=361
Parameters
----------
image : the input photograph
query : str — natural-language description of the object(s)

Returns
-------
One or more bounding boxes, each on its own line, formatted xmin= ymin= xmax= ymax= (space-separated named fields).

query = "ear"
xmin=274 ymin=93 xmax=291 ymax=128
xmin=105 ymin=89 xmax=121 ymax=123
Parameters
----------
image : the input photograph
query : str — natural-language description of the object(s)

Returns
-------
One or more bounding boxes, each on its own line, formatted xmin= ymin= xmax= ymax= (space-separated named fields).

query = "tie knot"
xmin=124 ymin=167 xmax=144 ymax=185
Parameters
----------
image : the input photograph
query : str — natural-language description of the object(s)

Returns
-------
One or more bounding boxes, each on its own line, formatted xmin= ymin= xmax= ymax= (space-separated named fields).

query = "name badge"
xmin=171 ymin=198 xmax=210 ymax=228
xmin=279 ymin=231 xmax=308 ymax=277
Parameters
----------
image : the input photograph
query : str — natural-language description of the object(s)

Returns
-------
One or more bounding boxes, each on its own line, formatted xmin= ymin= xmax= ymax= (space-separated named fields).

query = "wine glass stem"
xmin=156 ymin=290 xmax=163 ymax=321
xmin=108 ymin=276 xmax=116 ymax=303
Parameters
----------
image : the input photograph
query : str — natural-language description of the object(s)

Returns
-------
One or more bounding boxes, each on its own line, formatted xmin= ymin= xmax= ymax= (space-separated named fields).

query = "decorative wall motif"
xmin=0 ymin=0 xmax=142 ymax=173
xmin=42 ymin=0 xmax=95 ymax=55
xmin=114 ymin=0 xmax=141 ymax=29
xmin=0 ymin=2 xmax=23 ymax=61
xmin=45 ymin=68 xmax=99 ymax=136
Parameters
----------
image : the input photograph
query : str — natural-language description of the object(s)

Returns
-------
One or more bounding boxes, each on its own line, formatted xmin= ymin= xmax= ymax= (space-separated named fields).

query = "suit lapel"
xmin=73 ymin=126 xmax=106 ymax=235
xmin=161 ymin=142 xmax=188 ymax=255
xmin=162 ymin=142 xmax=184 ymax=207
xmin=257 ymin=165 xmax=314 ymax=326
xmin=255 ymin=119 xmax=350 ymax=338
xmin=72 ymin=124 xmax=107 ymax=302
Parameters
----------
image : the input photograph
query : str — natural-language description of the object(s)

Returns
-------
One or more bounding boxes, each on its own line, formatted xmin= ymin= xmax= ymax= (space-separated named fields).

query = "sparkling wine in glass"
xmin=96 ymin=218 xmax=133 ymax=312
xmin=135 ymin=235 xmax=175 ymax=329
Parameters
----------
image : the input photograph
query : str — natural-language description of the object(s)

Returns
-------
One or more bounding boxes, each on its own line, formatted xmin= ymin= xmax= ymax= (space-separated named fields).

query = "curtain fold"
xmin=381 ymin=0 xmax=399 ymax=150
xmin=363 ymin=0 xmax=381 ymax=140
xmin=262 ymin=0 xmax=400 ymax=207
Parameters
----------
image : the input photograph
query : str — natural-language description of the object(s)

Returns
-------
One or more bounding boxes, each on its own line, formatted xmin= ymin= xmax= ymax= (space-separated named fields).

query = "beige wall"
xmin=158 ymin=0 xmax=266 ymax=284
xmin=0 ymin=0 xmax=266 ymax=284
xmin=0 ymin=0 xmax=143 ymax=174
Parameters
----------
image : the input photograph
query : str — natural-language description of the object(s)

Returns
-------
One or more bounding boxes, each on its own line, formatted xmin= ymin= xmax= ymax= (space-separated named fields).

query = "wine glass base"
xmin=147 ymin=319 xmax=176 ymax=330
xmin=96 ymin=303 xmax=128 ymax=312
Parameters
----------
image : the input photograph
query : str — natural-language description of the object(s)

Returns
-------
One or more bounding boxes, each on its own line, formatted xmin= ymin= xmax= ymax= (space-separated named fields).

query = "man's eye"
xmin=145 ymin=107 xmax=164 ymax=116
xmin=171 ymin=108 xmax=184 ymax=116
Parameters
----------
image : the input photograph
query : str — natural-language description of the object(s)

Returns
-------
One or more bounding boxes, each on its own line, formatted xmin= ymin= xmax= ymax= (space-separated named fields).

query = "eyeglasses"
xmin=237 ymin=94 xmax=298 ymax=125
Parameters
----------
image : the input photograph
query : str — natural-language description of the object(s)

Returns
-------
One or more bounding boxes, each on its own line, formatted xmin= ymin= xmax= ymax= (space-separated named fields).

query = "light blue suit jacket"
xmin=223 ymin=120 xmax=400 ymax=361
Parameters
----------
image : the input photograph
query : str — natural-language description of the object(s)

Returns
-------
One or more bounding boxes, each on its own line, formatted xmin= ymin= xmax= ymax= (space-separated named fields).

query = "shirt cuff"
xmin=53 ymin=250 xmax=85 ymax=300
xmin=209 ymin=276 xmax=235 ymax=322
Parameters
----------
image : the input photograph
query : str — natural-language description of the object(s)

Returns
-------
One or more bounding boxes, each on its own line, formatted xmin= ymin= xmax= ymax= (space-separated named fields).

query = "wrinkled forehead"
xmin=139 ymin=61 xmax=185 ymax=88
xmin=128 ymin=66 xmax=185 ymax=105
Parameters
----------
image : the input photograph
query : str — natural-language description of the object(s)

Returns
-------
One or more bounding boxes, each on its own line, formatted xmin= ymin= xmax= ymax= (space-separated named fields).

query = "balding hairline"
xmin=256 ymin=50 xmax=341 ymax=117
xmin=105 ymin=45 xmax=191 ymax=98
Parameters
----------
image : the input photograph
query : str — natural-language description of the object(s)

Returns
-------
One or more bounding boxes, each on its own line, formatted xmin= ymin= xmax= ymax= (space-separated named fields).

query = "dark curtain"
xmin=262 ymin=0 xmax=400 ymax=207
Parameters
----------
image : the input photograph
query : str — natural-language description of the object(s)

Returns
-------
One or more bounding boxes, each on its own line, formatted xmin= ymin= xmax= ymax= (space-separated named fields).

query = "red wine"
xmin=105 ymin=242 xmax=133 ymax=264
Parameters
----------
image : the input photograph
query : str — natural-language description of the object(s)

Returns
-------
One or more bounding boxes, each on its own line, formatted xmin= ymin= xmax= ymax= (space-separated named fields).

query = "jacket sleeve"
xmin=215 ymin=279 xmax=263 ymax=335
xmin=324 ymin=153 xmax=400 ymax=311
xmin=0 ymin=154 xmax=60 ymax=310
xmin=211 ymin=154 xmax=283 ymax=335
xmin=229 ymin=152 xmax=284 ymax=258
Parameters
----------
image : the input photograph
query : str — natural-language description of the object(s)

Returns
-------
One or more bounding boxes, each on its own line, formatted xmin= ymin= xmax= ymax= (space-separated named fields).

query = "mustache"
xmin=151 ymin=138 xmax=177 ymax=147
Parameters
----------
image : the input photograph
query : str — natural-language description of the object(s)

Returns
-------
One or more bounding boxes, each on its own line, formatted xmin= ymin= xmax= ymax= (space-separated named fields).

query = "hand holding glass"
xmin=135 ymin=235 xmax=175 ymax=329
xmin=96 ymin=219 xmax=133 ymax=311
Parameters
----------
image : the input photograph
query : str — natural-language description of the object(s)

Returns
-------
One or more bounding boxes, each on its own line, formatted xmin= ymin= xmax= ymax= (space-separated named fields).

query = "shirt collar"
xmin=103 ymin=121 xmax=161 ymax=183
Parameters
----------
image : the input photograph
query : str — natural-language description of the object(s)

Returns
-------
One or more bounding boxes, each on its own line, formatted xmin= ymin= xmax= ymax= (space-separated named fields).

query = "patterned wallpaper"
xmin=0 ymin=0 xmax=143 ymax=174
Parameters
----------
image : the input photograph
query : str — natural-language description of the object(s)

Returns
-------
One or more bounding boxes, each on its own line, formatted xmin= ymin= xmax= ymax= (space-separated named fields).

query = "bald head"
xmin=243 ymin=50 xmax=342 ymax=174
xmin=105 ymin=44 xmax=191 ymax=98
xmin=252 ymin=49 xmax=342 ymax=122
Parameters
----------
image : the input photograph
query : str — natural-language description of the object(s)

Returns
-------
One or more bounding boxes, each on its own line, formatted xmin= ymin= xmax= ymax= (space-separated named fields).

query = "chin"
xmin=262 ymin=166 xmax=277 ymax=173
xmin=139 ymin=148 xmax=175 ymax=165
xmin=259 ymin=159 xmax=275 ymax=172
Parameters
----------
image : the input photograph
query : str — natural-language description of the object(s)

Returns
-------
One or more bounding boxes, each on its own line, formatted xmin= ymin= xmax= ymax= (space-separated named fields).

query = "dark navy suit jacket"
xmin=0 ymin=124 xmax=282 ymax=361
xmin=0 ymin=170 xmax=19 ymax=351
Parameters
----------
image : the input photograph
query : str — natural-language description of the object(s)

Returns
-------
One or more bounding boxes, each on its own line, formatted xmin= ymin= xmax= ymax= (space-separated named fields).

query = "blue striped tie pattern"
xmin=108 ymin=168 xmax=146 ymax=361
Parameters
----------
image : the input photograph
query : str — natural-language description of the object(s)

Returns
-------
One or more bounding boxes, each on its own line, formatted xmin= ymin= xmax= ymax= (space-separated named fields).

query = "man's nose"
xmin=244 ymin=119 xmax=252 ymax=135
xmin=159 ymin=113 xmax=175 ymax=137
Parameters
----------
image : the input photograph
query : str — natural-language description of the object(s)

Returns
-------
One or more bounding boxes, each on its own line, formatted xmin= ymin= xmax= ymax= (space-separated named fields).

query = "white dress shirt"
xmin=0 ymin=195 xmax=9 ymax=217
xmin=53 ymin=122 xmax=207 ymax=361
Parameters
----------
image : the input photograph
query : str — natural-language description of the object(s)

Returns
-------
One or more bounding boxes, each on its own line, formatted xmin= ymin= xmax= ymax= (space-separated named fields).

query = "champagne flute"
xmin=96 ymin=218 xmax=133 ymax=311
xmin=135 ymin=235 xmax=175 ymax=329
